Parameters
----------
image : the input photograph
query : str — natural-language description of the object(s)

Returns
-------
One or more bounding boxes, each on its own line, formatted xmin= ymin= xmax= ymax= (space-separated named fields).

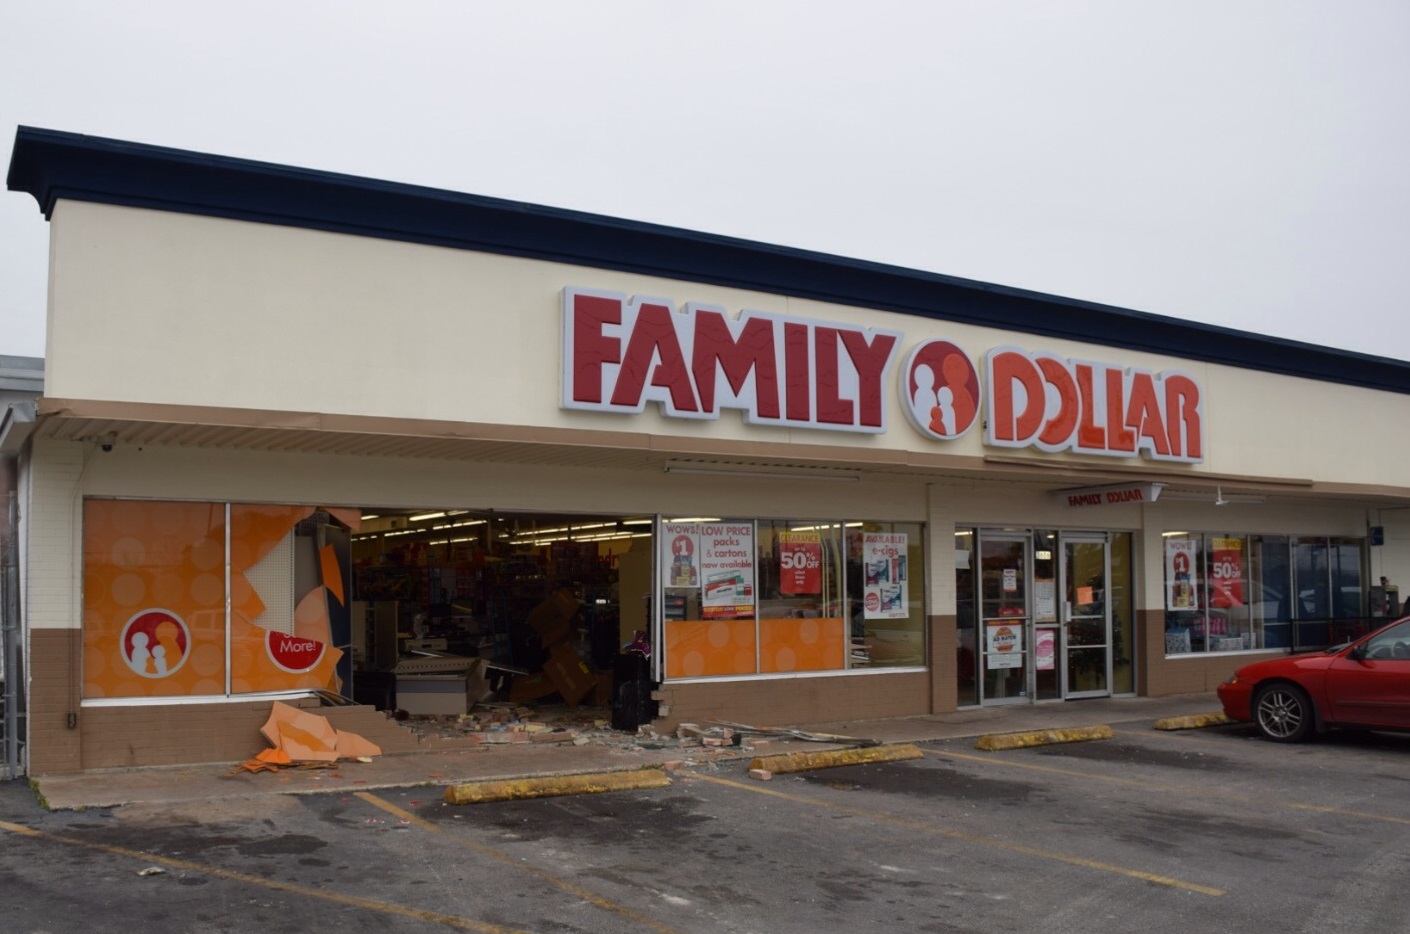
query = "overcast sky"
xmin=3 ymin=2 xmax=1407 ymax=362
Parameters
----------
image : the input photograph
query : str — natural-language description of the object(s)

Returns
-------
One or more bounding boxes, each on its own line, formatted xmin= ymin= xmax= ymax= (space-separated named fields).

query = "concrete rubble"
xmin=397 ymin=703 xmax=761 ymax=761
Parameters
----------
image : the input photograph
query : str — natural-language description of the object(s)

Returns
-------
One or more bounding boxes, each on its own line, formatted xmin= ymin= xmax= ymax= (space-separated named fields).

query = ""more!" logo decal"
xmin=266 ymin=631 xmax=327 ymax=673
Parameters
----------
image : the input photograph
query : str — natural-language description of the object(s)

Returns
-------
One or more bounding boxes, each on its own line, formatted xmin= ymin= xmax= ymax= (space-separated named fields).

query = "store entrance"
xmin=968 ymin=528 xmax=1115 ymax=705
xmin=1060 ymin=533 xmax=1112 ymax=698
xmin=977 ymin=532 xmax=1030 ymax=705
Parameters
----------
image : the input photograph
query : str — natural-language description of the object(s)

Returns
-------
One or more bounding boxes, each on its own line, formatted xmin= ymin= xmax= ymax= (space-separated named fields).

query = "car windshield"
xmin=1357 ymin=618 xmax=1410 ymax=660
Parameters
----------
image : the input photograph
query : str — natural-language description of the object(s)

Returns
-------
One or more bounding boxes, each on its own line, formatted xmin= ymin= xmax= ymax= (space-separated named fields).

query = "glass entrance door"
xmin=1061 ymin=534 xmax=1111 ymax=698
xmin=979 ymin=533 xmax=1029 ymax=704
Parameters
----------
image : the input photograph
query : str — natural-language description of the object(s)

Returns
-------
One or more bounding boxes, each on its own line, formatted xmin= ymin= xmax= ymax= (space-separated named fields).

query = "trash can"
xmin=611 ymin=653 xmax=656 ymax=731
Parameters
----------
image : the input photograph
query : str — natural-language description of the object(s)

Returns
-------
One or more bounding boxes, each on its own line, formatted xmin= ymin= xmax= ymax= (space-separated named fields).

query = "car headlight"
xmin=1222 ymin=673 xmax=1240 ymax=686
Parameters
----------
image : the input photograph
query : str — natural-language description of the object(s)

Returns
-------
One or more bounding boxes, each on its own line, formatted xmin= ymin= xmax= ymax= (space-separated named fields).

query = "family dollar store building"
xmin=5 ymin=126 xmax=1410 ymax=776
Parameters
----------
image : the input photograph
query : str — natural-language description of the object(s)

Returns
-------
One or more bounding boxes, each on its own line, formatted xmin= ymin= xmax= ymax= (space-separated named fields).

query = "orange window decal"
xmin=83 ymin=500 xmax=227 ymax=699
xmin=664 ymin=619 xmax=759 ymax=678
xmin=759 ymin=617 xmax=846 ymax=673
xmin=84 ymin=500 xmax=344 ymax=700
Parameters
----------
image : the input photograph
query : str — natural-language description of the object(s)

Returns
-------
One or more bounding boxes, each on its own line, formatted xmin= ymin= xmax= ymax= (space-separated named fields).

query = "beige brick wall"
xmin=1138 ymin=608 xmax=1279 ymax=696
xmin=78 ymin=701 xmax=277 ymax=770
xmin=654 ymin=668 xmax=931 ymax=731
xmin=26 ymin=631 xmax=280 ymax=773
xmin=929 ymin=613 xmax=958 ymax=713
xmin=27 ymin=629 xmax=82 ymax=773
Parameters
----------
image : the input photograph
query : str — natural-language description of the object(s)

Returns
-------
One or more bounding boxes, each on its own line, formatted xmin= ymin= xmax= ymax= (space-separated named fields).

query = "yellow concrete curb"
xmin=443 ymin=768 xmax=671 ymax=805
xmin=974 ymin=724 xmax=1113 ymax=751
xmin=748 ymin=743 xmax=925 ymax=775
xmin=1153 ymin=712 xmax=1233 ymax=731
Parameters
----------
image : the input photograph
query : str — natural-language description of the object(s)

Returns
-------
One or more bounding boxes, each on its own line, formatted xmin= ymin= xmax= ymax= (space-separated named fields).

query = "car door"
xmin=1324 ymin=619 xmax=1410 ymax=727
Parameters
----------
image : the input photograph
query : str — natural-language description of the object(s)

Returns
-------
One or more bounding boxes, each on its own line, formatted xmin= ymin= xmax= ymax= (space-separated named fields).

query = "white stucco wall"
xmin=43 ymin=200 xmax=1410 ymax=492
xmin=25 ymin=440 xmax=85 ymax=630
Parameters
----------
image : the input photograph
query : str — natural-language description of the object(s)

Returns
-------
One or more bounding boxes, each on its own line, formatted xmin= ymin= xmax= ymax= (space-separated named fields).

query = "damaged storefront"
xmin=6 ymin=127 xmax=1410 ymax=776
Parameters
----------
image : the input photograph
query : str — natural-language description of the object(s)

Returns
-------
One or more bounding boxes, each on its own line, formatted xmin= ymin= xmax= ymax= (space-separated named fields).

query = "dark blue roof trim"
xmin=9 ymin=126 xmax=1410 ymax=395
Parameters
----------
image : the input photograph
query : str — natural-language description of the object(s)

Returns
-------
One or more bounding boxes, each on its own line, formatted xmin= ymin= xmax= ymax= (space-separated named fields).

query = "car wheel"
xmin=1253 ymin=683 xmax=1315 ymax=742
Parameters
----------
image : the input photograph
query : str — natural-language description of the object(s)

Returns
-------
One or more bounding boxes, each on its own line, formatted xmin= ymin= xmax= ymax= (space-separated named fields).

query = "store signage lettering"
xmin=562 ymin=288 xmax=901 ymax=433
xmin=863 ymin=533 xmax=909 ymax=620
xmin=701 ymin=523 xmax=757 ymax=618
xmin=1209 ymin=537 xmax=1244 ymax=609
xmin=561 ymin=287 xmax=1205 ymax=462
xmin=1057 ymin=482 xmax=1166 ymax=508
xmin=986 ymin=621 xmax=1023 ymax=668
xmin=1166 ymin=538 xmax=1197 ymax=611
xmin=985 ymin=347 xmax=1203 ymax=462
xmin=778 ymin=531 xmax=822 ymax=595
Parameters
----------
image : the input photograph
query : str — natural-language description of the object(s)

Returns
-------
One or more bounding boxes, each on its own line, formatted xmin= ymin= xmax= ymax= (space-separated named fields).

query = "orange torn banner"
xmin=237 ymin=701 xmax=381 ymax=774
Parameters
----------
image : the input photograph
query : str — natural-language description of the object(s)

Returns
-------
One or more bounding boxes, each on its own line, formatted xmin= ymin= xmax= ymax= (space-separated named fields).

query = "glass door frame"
xmin=1058 ymin=531 xmax=1113 ymax=699
xmin=976 ymin=530 xmax=1032 ymax=706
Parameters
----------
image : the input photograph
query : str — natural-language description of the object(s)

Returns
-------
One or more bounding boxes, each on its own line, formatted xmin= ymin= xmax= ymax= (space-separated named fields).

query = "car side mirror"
xmin=1346 ymin=644 xmax=1367 ymax=661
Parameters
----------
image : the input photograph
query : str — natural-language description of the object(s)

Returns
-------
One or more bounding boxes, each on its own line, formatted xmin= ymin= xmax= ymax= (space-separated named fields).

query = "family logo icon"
xmin=120 ymin=609 xmax=191 ymax=679
xmin=901 ymin=340 xmax=980 ymax=440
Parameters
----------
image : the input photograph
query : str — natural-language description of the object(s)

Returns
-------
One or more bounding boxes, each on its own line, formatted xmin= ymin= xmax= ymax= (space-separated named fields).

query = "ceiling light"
xmin=1160 ymin=489 xmax=1265 ymax=505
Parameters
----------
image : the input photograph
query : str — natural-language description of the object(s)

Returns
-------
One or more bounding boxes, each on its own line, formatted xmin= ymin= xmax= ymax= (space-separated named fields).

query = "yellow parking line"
xmin=357 ymin=793 xmax=685 ymax=934
xmin=0 ymin=818 xmax=524 ymax=933
xmin=687 ymin=773 xmax=1224 ymax=897
xmin=928 ymin=748 xmax=1410 ymax=827
xmin=1289 ymin=802 xmax=1410 ymax=825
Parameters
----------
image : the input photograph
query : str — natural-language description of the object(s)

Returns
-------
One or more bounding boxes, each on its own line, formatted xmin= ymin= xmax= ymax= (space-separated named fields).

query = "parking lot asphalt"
xmin=21 ymin=692 xmax=1223 ymax=811
xmin=8 ymin=704 xmax=1408 ymax=934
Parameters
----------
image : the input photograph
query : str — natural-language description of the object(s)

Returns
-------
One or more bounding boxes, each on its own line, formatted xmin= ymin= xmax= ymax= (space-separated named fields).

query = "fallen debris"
xmin=232 ymin=701 xmax=383 ymax=775
xmin=393 ymin=703 xmax=758 ymax=759
xmin=708 ymin=719 xmax=880 ymax=747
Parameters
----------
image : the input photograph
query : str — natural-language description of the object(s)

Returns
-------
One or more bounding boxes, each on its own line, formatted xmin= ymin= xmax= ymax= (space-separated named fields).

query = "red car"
xmin=1218 ymin=616 xmax=1410 ymax=742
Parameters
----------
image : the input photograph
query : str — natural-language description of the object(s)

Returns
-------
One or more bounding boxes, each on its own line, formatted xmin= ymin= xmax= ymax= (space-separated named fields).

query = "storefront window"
xmin=849 ymin=521 xmax=926 ymax=668
xmin=1293 ymin=536 xmax=1367 ymax=646
xmin=1331 ymin=538 xmax=1364 ymax=618
xmin=660 ymin=517 xmax=925 ymax=679
xmin=1294 ymin=537 xmax=1329 ymax=619
xmin=1165 ymin=532 xmax=1365 ymax=655
xmin=83 ymin=499 xmax=347 ymax=700
xmin=1250 ymin=535 xmax=1291 ymax=648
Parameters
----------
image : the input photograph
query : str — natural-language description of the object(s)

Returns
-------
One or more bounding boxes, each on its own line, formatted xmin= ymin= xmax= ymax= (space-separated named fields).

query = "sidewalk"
xmin=23 ymin=693 xmax=1223 ymax=811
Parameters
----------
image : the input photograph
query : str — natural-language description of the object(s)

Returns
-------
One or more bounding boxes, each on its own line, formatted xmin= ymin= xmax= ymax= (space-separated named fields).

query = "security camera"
xmin=100 ymin=433 xmax=116 ymax=452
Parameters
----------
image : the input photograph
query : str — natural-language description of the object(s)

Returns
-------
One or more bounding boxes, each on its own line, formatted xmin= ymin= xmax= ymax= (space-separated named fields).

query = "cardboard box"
xmin=526 ymin=589 xmax=582 ymax=647
xmin=507 ymin=672 xmax=558 ymax=703
xmin=542 ymin=642 xmax=597 ymax=706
